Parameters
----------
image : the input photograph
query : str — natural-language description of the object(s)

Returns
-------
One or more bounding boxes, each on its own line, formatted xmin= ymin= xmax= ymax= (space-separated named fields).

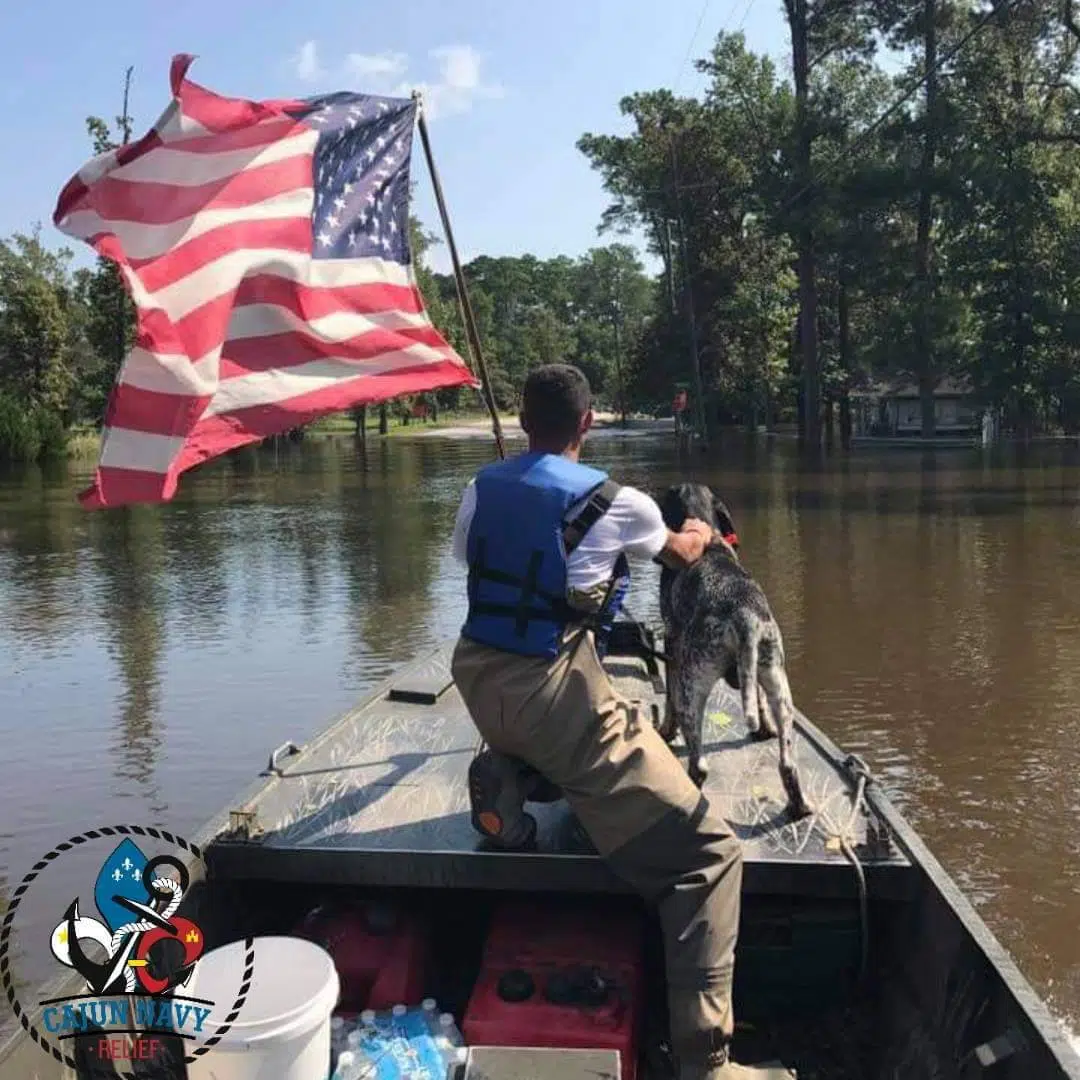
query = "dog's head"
xmin=658 ymin=483 xmax=740 ymax=552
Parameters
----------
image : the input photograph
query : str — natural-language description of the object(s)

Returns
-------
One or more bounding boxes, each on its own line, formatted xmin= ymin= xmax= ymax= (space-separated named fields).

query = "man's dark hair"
xmin=521 ymin=364 xmax=592 ymax=442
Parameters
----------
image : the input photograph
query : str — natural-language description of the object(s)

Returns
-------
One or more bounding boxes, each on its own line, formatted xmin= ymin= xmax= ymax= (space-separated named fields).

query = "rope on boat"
xmin=108 ymin=876 xmax=183 ymax=992
xmin=837 ymin=753 xmax=874 ymax=987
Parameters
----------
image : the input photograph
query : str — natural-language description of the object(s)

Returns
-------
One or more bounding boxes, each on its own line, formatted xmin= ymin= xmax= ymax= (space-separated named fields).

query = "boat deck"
xmin=206 ymin=636 xmax=911 ymax=898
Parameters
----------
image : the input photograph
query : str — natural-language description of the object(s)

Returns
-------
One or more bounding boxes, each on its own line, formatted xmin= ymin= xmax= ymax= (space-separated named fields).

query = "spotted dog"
xmin=657 ymin=483 xmax=813 ymax=819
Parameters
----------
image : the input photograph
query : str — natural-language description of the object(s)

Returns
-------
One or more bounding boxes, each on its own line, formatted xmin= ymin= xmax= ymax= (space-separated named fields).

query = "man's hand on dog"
xmin=656 ymin=516 xmax=715 ymax=569
xmin=681 ymin=518 xmax=713 ymax=544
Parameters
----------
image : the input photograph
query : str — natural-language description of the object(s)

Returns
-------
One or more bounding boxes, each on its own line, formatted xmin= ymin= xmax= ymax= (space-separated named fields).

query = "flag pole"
xmin=412 ymin=91 xmax=506 ymax=460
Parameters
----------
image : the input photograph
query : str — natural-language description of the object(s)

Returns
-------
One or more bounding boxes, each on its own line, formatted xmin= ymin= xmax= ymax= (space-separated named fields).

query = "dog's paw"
xmin=688 ymin=758 xmax=709 ymax=788
xmin=780 ymin=767 xmax=814 ymax=819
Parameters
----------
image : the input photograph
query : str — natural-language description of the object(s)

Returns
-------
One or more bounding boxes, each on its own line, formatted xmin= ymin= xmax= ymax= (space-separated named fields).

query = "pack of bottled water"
xmin=330 ymin=998 xmax=467 ymax=1080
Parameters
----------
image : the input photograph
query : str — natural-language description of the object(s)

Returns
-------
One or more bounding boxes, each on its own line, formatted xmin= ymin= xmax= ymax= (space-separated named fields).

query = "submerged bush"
xmin=0 ymin=393 xmax=68 ymax=463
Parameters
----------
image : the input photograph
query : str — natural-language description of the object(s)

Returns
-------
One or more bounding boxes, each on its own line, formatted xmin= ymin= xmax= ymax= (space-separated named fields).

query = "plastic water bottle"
xmin=435 ymin=1013 xmax=463 ymax=1051
xmin=429 ymin=1012 xmax=464 ymax=1077
xmin=331 ymin=1015 xmax=347 ymax=1057
xmin=445 ymin=1045 xmax=468 ymax=1078
xmin=333 ymin=1049 xmax=376 ymax=1080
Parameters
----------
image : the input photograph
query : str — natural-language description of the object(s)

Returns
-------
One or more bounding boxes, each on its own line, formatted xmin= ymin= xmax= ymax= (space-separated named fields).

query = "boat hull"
xmin=2 ymin=635 xmax=1077 ymax=1079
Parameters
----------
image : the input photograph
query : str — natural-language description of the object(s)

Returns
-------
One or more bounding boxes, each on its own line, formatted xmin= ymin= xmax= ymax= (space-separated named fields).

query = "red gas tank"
xmin=463 ymin=902 xmax=645 ymax=1080
xmin=293 ymin=902 xmax=429 ymax=1011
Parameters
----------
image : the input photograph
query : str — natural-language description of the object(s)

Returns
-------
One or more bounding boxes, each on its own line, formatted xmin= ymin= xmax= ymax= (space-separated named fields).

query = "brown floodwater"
xmin=2 ymin=428 xmax=1080 ymax=1047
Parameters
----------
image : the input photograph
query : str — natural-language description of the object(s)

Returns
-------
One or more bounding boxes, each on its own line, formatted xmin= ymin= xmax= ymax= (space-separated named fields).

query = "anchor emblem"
xmin=49 ymin=843 xmax=204 ymax=996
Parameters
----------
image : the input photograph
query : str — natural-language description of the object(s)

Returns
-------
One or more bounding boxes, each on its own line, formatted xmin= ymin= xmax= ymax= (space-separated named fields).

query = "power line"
xmin=673 ymin=0 xmax=757 ymax=95
xmin=648 ymin=0 xmax=1018 ymax=205
xmin=777 ymin=0 xmax=1021 ymax=217
xmin=733 ymin=0 xmax=757 ymax=32
xmin=674 ymin=0 xmax=717 ymax=92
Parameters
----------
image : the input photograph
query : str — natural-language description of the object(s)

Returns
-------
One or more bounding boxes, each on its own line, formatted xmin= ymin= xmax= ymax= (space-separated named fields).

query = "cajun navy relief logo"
xmin=45 ymin=839 xmax=210 ymax=1063
xmin=0 ymin=826 xmax=254 ymax=1073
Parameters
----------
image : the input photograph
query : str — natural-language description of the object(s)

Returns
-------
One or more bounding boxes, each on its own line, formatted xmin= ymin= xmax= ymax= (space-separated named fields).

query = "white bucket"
xmin=183 ymin=935 xmax=340 ymax=1080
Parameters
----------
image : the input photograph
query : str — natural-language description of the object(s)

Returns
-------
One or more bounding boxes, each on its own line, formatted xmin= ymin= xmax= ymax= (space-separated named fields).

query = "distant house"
xmin=850 ymin=375 xmax=980 ymax=437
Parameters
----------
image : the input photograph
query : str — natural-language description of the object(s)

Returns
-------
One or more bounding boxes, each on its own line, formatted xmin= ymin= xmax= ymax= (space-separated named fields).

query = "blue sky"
xmin=1 ymin=0 xmax=794 ymax=278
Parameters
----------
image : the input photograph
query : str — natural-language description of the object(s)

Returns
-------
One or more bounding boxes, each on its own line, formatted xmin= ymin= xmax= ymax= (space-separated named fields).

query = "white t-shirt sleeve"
xmin=607 ymin=486 xmax=670 ymax=559
xmin=451 ymin=480 xmax=477 ymax=564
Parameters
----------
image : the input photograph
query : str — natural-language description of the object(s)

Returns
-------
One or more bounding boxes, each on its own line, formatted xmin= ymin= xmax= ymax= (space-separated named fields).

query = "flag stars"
xmin=308 ymin=96 xmax=413 ymax=264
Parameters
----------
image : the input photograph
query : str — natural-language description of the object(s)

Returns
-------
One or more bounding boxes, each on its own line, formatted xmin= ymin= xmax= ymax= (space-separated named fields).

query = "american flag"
xmin=54 ymin=54 xmax=478 ymax=509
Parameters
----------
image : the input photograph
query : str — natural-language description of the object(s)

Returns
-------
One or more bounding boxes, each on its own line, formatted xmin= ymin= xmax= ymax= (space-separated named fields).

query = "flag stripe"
xmin=134 ymin=246 xmax=417 ymax=327
xmin=183 ymin=359 xmax=473 ymax=454
xmin=170 ymin=55 xmax=296 ymax=133
xmin=146 ymin=262 xmax=426 ymax=361
xmin=89 ymin=154 xmax=314 ymax=224
xmin=228 ymin=302 xmax=433 ymax=344
xmin=105 ymin=383 xmax=212 ymax=438
xmin=61 ymin=187 xmax=314 ymax=261
xmin=219 ymin=324 xmax=453 ymax=381
xmin=99 ymin=428 xmax=189 ymax=473
xmin=130 ymin=220 xmax=312 ymax=289
xmin=78 ymin=467 xmax=182 ymax=510
xmin=116 ymin=120 xmax=304 ymax=180
xmin=228 ymin=273 xmax=425 ymax=321
xmin=117 ymin=346 xmax=220 ymax=397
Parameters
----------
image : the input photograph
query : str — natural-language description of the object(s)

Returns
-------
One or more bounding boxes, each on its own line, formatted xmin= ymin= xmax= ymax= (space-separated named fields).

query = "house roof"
xmin=849 ymin=374 xmax=974 ymax=399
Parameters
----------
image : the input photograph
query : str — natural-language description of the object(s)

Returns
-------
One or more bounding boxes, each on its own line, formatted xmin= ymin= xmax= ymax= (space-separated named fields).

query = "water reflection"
xmin=2 ymin=433 xmax=1080 ymax=1035
xmin=92 ymin=508 xmax=167 ymax=800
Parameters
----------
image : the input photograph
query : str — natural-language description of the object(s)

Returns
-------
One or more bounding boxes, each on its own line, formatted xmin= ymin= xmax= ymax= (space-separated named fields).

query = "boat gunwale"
xmin=793 ymin=715 xmax=1080 ymax=1077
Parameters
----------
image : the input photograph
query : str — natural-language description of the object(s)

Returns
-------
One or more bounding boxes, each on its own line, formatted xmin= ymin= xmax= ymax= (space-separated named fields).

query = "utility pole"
xmin=610 ymin=260 xmax=627 ymax=428
xmin=664 ymin=220 xmax=678 ymax=316
xmin=612 ymin=300 xmax=626 ymax=428
xmin=670 ymin=135 xmax=708 ymax=450
xmin=120 ymin=66 xmax=134 ymax=141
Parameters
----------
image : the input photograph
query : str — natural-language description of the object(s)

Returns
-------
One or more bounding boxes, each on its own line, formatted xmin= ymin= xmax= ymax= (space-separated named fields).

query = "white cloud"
xmin=291 ymin=40 xmax=323 ymax=83
xmin=287 ymin=41 xmax=503 ymax=120
xmin=410 ymin=45 xmax=504 ymax=121
xmin=343 ymin=50 xmax=408 ymax=86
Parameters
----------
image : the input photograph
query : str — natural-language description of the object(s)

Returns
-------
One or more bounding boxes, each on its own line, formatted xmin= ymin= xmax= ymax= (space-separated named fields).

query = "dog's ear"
xmin=711 ymin=496 xmax=739 ymax=548
xmin=659 ymin=486 xmax=688 ymax=531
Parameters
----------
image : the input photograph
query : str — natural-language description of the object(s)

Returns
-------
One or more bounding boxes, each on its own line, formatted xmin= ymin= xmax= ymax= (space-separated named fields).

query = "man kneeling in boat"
xmin=451 ymin=364 xmax=787 ymax=1080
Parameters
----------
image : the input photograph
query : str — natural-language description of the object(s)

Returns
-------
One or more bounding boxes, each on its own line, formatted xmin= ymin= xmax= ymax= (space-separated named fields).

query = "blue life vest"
xmin=461 ymin=452 xmax=631 ymax=658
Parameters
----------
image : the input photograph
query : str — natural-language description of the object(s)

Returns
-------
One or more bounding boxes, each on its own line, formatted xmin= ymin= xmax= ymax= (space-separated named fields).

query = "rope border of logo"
xmin=0 ymin=824 xmax=255 ymax=1079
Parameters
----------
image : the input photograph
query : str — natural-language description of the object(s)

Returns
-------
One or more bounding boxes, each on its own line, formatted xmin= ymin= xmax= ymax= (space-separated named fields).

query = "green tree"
xmin=79 ymin=115 xmax=137 ymax=422
xmin=0 ymin=228 xmax=82 ymax=460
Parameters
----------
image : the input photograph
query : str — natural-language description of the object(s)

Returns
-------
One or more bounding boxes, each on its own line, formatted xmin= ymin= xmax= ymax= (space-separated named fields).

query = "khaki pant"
xmin=451 ymin=627 xmax=744 ymax=1071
